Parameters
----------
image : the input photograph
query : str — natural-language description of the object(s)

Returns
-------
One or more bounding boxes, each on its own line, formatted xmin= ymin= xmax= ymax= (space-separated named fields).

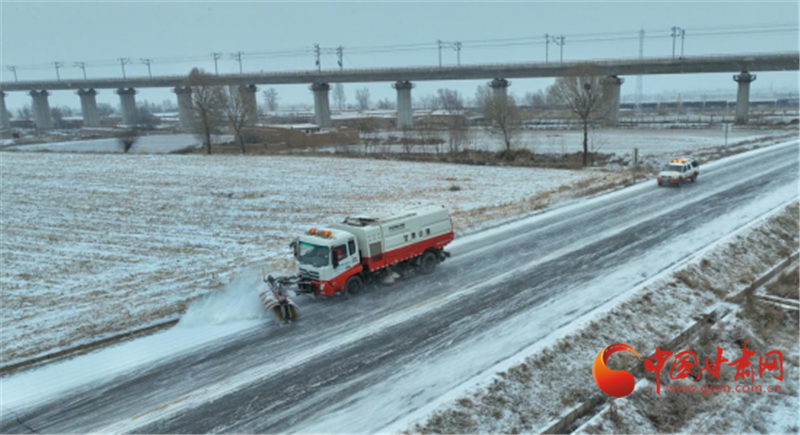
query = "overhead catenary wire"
xmin=3 ymin=22 xmax=797 ymax=73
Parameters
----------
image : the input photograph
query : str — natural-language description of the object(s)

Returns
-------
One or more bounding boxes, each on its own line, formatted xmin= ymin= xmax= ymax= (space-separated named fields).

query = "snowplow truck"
xmin=293 ymin=205 xmax=455 ymax=297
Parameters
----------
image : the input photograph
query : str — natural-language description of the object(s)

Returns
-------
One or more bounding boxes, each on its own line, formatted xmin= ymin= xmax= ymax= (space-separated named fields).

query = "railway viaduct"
xmin=0 ymin=52 xmax=797 ymax=131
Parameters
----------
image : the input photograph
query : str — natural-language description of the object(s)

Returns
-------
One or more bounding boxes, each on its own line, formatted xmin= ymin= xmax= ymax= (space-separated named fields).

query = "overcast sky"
xmin=1 ymin=1 xmax=798 ymax=111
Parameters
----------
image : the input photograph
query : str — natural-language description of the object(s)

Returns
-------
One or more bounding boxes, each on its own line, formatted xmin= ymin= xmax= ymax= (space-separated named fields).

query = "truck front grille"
xmin=298 ymin=268 xmax=320 ymax=280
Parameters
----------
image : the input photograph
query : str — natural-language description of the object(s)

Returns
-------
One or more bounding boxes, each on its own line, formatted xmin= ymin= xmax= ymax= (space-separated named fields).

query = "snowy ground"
xmin=330 ymin=127 xmax=793 ymax=159
xmin=2 ymin=134 xmax=231 ymax=154
xmin=0 ymin=152 xmax=599 ymax=367
xmin=410 ymin=202 xmax=799 ymax=434
xmin=1 ymin=139 xmax=796 ymax=434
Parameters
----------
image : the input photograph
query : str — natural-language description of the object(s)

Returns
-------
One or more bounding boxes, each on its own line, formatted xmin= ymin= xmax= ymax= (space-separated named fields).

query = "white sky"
xmin=1 ymin=1 xmax=798 ymax=111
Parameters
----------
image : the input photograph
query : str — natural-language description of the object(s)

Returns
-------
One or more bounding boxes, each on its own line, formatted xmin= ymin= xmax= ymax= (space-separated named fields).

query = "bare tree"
xmin=437 ymin=89 xmax=464 ymax=114
xmin=547 ymin=65 xmax=610 ymax=167
xmin=417 ymin=93 xmax=441 ymax=111
xmin=262 ymin=88 xmax=279 ymax=112
xmin=50 ymin=107 xmax=64 ymax=129
xmin=186 ymin=68 xmax=225 ymax=154
xmin=97 ymin=103 xmax=115 ymax=118
xmin=524 ymin=90 xmax=548 ymax=109
xmin=333 ymin=83 xmax=346 ymax=111
xmin=135 ymin=105 xmax=160 ymax=130
xmin=17 ymin=105 xmax=32 ymax=122
xmin=376 ymin=98 xmax=395 ymax=110
xmin=480 ymin=87 xmax=521 ymax=152
xmin=401 ymin=127 xmax=414 ymax=154
xmin=355 ymin=88 xmax=371 ymax=111
xmin=437 ymin=89 xmax=466 ymax=153
xmin=161 ymin=99 xmax=176 ymax=112
xmin=474 ymin=85 xmax=492 ymax=111
xmin=221 ymin=86 xmax=250 ymax=153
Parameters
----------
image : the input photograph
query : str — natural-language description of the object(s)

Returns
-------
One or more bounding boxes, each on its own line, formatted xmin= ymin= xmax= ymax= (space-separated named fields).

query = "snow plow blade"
xmin=259 ymin=272 xmax=300 ymax=324
xmin=260 ymin=295 xmax=299 ymax=324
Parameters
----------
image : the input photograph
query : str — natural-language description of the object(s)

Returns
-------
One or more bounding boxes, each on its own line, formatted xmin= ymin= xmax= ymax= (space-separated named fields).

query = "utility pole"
xmin=314 ymin=44 xmax=321 ymax=72
xmin=724 ymin=123 xmax=730 ymax=146
xmin=546 ymin=35 xmax=565 ymax=63
xmin=437 ymin=40 xmax=443 ymax=67
xmin=670 ymin=26 xmax=683 ymax=59
xmin=680 ymin=29 xmax=686 ymax=58
xmin=212 ymin=52 xmax=222 ymax=75
xmin=140 ymin=58 xmax=153 ymax=78
xmin=117 ymin=58 xmax=130 ymax=79
xmin=453 ymin=42 xmax=462 ymax=66
xmin=336 ymin=46 xmax=344 ymax=70
xmin=232 ymin=52 xmax=243 ymax=74
xmin=7 ymin=66 xmax=18 ymax=82
xmin=53 ymin=61 xmax=64 ymax=81
xmin=74 ymin=62 xmax=88 ymax=80
xmin=544 ymin=33 xmax=550 ymax=63
xmin=635 ymin=29 xmax=644 ymax=113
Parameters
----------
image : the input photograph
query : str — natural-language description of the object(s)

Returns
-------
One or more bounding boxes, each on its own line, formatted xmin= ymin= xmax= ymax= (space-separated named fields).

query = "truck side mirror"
xmin=289 ymin=239 xmax=298 ymax=258
xmin=332 ymin=255 xmax=339 ymax=268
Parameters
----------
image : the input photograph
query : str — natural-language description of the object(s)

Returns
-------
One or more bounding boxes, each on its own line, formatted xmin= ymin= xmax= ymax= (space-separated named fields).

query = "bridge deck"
xmin=1 ymin=52 xmax=797 ymax=92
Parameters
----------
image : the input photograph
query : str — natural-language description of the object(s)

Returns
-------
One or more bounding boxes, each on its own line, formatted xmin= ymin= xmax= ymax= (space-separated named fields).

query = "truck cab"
xmin=294 ymin=228 xmax=363 ymax=296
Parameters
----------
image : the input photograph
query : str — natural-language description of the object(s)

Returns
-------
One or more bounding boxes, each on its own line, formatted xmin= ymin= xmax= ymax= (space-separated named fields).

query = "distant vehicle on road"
xmin=657 ymin=158 xmax=699 ymax=187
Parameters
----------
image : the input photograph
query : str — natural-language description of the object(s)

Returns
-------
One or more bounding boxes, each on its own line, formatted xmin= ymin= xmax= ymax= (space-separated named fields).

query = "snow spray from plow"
xmin=180 ymin=266 xmax=269 ymax=326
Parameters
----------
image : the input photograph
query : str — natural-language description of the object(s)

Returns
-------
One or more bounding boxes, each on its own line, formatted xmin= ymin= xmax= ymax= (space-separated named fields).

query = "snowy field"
xmin=2 ymin=134 xmax=231 ymax=154
xmin=0 ymin=152 xmax=599 ymax=367
xmin=335 ymin=127 xmax=793 ymax=159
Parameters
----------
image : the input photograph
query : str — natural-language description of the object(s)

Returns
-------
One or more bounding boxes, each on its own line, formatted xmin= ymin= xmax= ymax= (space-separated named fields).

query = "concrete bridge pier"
xmin=0 ymin=91 xmax=10 ymax=130
xmin=116 ymin=87 xmax=139 ymax=126
xmin=77 ymin=89 xmax=100 ymax=128
xmin=734 ymin=71 xmax=756 ymax=125
xmin=174 ymin=86 xmax=194 ymax=131
xmin=601 ymin=76 xmax=624 ymax=125
xmin=311 ymin=82 xmax=332 ymax=128
xmin=393 ymin=81 xmax=414 ymax=129
xmin=30 ymin=90 xmax=53 ymax=131
xmin=489 ymin=78 xmax=510 ymax=100
xmin=238 ymin=84 xmax=258 ymax=125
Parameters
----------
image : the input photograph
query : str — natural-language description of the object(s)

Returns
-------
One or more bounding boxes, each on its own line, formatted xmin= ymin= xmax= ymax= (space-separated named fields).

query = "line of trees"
xmin=110 ymin=65 xmax=610 ymax=161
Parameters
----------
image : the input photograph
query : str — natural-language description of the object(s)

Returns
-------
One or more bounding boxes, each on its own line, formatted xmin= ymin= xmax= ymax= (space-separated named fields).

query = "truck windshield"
xmin=664 ymin=164 xmax=683 ymax=172
xmin=298 ymin=242 xmax=329 ymax=267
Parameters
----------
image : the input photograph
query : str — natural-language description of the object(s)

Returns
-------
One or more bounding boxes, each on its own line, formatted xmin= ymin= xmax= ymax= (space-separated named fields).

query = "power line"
xmin=1 ymin=22 xmax=796 ymax=77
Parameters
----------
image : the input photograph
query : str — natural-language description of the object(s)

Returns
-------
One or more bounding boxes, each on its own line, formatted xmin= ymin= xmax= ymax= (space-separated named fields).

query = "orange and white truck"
xmin=291 ymin=205 xmax=455 ymax=297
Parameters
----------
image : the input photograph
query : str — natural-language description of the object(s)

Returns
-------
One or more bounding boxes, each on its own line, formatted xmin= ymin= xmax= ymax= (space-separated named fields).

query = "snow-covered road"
xmin=1 ymin=140 xmax=798 ymax=434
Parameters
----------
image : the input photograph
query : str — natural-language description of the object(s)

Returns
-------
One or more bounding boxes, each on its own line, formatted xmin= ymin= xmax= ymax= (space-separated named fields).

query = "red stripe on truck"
xmin=362 ymin=231 xmax=455 ymax=271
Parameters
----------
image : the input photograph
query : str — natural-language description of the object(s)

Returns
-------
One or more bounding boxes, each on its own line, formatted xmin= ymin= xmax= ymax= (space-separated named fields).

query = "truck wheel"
xmin=690 ymin=175 xmax=696 ymax=182
xmin=345 ymin=275 xmax=364 ymax=296
xmin=418 ymin=251 xmax=438 ymax=275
